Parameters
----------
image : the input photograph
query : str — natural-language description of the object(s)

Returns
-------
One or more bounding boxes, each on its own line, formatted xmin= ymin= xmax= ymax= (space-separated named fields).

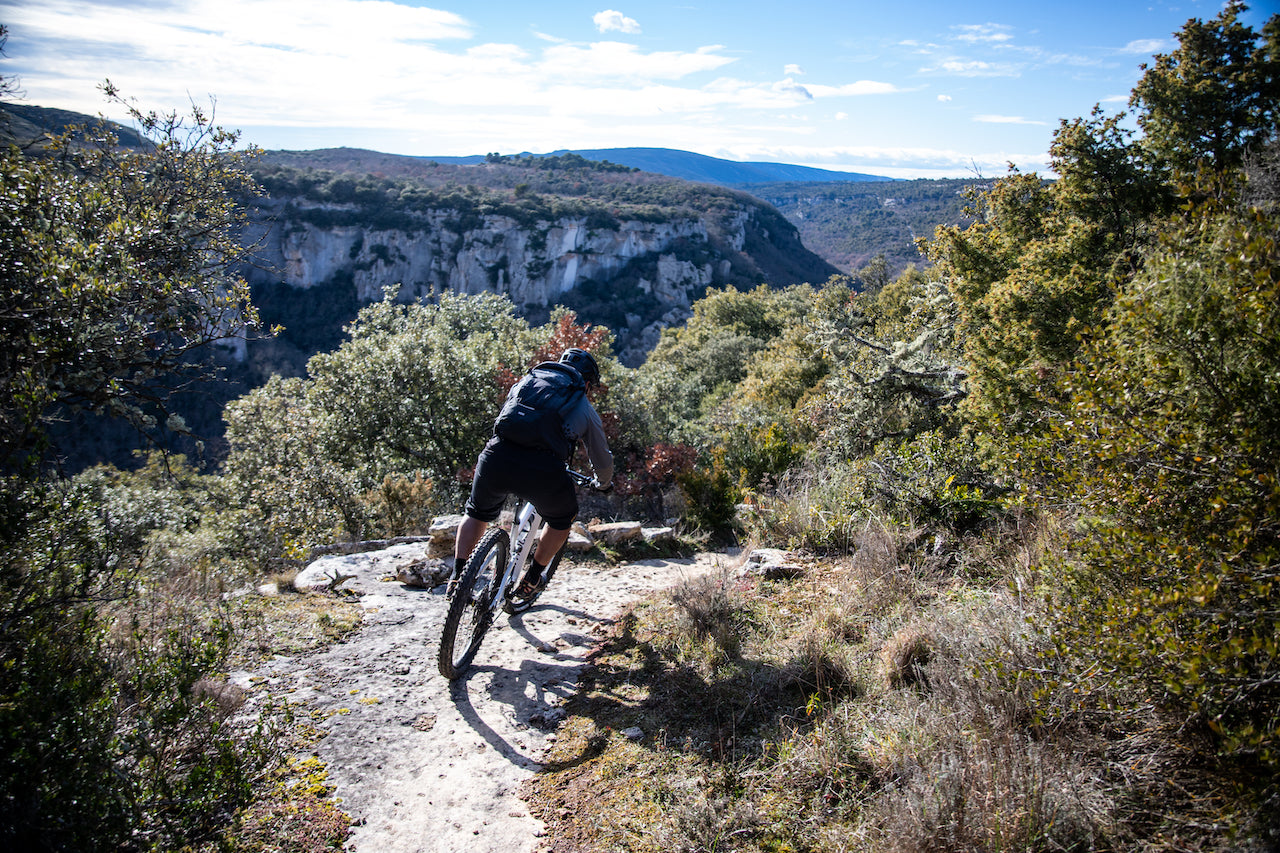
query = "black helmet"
xmin=559 ymin=348 xmax=600 ymax=385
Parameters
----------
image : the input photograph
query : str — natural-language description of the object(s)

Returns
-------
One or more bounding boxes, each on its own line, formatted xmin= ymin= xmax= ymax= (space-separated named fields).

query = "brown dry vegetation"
xmin=524 ymin=515 xmax=1271 ymax=852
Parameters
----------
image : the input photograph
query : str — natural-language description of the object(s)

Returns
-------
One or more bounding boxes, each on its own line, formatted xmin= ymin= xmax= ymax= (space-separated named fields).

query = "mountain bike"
xmin=437 ymin=469 xmax=593 ymax=680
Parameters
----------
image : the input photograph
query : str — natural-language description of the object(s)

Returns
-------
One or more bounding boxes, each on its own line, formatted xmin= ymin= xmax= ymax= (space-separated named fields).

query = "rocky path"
xmin=238 ymin=542 xmax=732 ymax=853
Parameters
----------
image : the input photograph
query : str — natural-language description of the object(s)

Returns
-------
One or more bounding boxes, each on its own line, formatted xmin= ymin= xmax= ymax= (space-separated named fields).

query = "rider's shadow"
xmin=508 ymin=602 xmax=608 ymax=658
xmin=447 ymin=605 xmax=613 ymax=768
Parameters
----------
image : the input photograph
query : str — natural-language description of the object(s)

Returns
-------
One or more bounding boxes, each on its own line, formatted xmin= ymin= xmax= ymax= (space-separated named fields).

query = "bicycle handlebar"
xmin=567 ymin=469 xmax=593 ymax=486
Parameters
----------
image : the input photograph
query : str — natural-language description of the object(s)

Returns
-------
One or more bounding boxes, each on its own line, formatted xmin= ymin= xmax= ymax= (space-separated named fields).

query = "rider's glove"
xmin=592 ymin=478 xmax=614 ymax=494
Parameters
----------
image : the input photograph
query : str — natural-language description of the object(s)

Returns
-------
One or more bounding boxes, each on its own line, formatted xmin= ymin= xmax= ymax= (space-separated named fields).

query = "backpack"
xmin=492 ymin=362 xmax=586 ymax=460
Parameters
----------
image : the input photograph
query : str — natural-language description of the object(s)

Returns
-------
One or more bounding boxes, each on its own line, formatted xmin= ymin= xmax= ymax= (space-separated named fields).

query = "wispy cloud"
xmin=951 ymin=23 xmax=1015 ymax=44
xmin=540 ymin=42 xmax=731 ymax=80
xmin=928 ymin=58 xmax=1022 ymax=77
xmin=772 ymin=78 xmax=813 ymax=99
xmin=7 ymin=0 xmax=742 ymax=130
xmin=974 ymin=114 xmax=1048 ymax=126
xmin=593 ymin=9 xmax=641 ymax=35
xmin=1119 ymin=38 xmax=1170 ymax=55
xmin=808 ymin=80 xmax=900 ymax=96
xmin=729 ymin=142 xmax=1049 ymax=178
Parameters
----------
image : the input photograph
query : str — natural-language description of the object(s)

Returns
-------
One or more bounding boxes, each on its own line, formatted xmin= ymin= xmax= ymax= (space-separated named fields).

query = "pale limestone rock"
xmin=589 ymin=521 xmax=643 ymax=546
xmin=642 ymin=526 xmax=675 ymax=544
xmin=740 ymin=548 xmax=805 ymax=580
xmin=566 ymin=523 xmax=595 ymax=553
xmin=428 ymin=514 xmax=466 ymax=545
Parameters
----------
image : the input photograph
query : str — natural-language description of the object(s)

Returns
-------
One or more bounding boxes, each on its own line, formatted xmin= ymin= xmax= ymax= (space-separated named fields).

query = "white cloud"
xmin=8 ymin=0 xmax=747 ymax=131
xmin=952 ymin=23 xmax=1015 ymax=44
xmin=834 ymin=111 xmax=848 ymax=120
xmin=806 ymin=80 xmax=900 ymax=97
xmin=1119 ymin=38 xmax=1169 ymax=55
xmin=725 ymin=142 xmax=1049 ymax=179
xmin=701 ymin=76 xmax=819 ymax=109
xmin=539 ymin=42 xmax=732 ymax=81
xmin=937 ymin=94 xmax=952 ymax=102
xmin=784 ymin=64 xmax=805 ymax=76
xmin=928 ymin=58 xmax=1021 ymax=77
xmin=773 ymin=78 xmax=813 ymax=99
xmin=593 ymin=10 xmax=641 ymax=35
xmin=974 ymin=114 xmax=1048 ymax=126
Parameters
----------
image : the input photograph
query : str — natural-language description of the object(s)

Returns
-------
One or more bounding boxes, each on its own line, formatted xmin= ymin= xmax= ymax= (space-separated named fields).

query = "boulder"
xmin=565 ymin=522 xmax=596 ymax=553
xmin=427 ymin=514 xmax=465 ymax=558
xmin=428 ymin=514 xmax=465 ymax=544
xmin=740 ymin=548 xmax=805 ymax=580
xmin=588 ymin=521 xmax=643 ymax=546
xmin=293 ymin=558 xmax=359 ymax=592
xmin=642 ymin=526 xmax=675 ymax=545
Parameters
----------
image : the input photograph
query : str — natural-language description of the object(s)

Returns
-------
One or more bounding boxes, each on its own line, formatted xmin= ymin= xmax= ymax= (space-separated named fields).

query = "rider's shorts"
xmin=464 ymin=436 xmax=578 ymax=530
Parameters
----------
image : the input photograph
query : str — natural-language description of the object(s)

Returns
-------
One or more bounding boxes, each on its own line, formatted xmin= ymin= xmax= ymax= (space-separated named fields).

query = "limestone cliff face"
xmin=242 ymin=193 xmax=836 ymax=364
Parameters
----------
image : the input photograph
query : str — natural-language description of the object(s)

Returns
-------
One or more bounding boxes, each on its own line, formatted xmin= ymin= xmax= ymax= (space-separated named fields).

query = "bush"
xmin=0 ymin=480 xmax=282 ymax=851
xmin=1039 ymin=190 xmax=1280 ymax=774
xmin=669 ymin=573 xmax=750 ymax=662
xmin=0 ymin=485 xmax=127 ymax=850
xmin=677 ymin=453 xmax=742 ymax=536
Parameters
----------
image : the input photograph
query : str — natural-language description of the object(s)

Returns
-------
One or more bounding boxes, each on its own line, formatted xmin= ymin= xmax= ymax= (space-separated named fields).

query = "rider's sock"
xmin=526 ymin=559 xmax=546 ymax=583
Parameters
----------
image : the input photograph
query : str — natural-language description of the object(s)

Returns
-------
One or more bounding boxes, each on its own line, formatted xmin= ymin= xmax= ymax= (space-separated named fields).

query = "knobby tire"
xmin=438 ymin=526 xmax=508 ymax=679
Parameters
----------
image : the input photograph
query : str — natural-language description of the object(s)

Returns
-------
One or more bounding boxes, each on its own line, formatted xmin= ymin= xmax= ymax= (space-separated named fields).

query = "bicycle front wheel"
xmin=438 ymin=527 xmax=509 ymax=679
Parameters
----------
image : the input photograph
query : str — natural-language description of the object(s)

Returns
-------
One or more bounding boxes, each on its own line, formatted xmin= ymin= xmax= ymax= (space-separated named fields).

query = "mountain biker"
xmin=451 ymin=348 xmax=613 ymax=599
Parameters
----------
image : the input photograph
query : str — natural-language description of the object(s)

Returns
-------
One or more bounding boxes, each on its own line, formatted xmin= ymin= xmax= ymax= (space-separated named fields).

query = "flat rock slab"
xmin=237 ymin=542 xmax=734 ymax=853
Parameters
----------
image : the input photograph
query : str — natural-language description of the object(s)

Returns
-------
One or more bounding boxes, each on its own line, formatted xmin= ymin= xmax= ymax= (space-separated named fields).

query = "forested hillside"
xmin=2 ymin=4 xmax=1278 ymax=851
xmin=751 ymin=177 xmax=984 ymax=274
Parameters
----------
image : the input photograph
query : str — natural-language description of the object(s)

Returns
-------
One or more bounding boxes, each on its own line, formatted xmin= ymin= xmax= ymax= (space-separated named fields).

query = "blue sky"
xmin=0 ymin=1 xmax=1272 ymax=178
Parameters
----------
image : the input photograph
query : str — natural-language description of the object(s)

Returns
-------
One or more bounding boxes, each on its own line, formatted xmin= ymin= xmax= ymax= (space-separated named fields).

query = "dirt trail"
xmin=237 ymin=543 xmax=732 ymax=853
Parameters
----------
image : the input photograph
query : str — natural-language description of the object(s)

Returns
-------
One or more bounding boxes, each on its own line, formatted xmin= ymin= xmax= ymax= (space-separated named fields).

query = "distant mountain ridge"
xmin=1 ymin=102 xmax=888 ymax=185
xmin=420 ymin=147 xmax=892 ymax=186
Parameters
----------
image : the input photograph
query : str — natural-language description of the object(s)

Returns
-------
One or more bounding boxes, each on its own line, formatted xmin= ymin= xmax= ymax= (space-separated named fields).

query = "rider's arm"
xmin=564 ymin=398 xmax=613 ymax=484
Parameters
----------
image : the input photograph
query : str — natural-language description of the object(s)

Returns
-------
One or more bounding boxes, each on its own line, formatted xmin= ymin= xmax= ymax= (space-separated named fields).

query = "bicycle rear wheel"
xmin=438 ymin=527 xmax=508 ymax=679
xmin=503 ymin=540 xmax=567 ymax=615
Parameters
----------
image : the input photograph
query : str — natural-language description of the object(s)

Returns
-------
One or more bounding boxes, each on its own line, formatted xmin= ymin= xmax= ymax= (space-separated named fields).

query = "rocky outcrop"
xmin=240 ymin=192 xmax=837 ymax=365
xmin=257 ymin=208 xmax=716 ymax=307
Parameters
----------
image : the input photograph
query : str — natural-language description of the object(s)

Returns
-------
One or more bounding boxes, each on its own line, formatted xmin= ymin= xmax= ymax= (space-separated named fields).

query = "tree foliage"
xmin=1 ymin=75 xmax=278 ymax=849
xmin=1052 ymin=180 xmax=1280 ymax=766
xmin=0 ymin=83 xmax=262 ymax=473
xmin=921 ymin=3 xmax=1280 ymax=782
xmin=1131 ymin=0 xmax=1280 ymax=181
xmin=807 ymin=269 xmax=966 ymax=458
xmin=222 ymin=293 xmax=624 ymax=550
xmin=638 ymin=284 xmax=819 ymax=444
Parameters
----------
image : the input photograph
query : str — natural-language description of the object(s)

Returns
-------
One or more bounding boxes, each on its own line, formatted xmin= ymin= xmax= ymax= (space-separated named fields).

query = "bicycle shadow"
xmin=445 ymin=604 xmax=615 ymax=769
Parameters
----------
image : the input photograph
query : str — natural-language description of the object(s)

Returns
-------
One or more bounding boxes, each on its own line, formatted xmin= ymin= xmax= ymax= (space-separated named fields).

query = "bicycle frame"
xmin=500 ymin=500 xmax=541 ymax=603
xmin=439 ymin=469 xmax=595 ymax=679
xmin=495 ymin=469 xmax=591 ymax=609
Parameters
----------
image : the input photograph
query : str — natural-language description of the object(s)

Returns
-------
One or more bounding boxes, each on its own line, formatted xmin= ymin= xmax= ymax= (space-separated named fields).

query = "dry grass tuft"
xmin=879 ymin=623 xmax=935 ymax=690
xmin=668 ymin=571 xmax=749 ymax=662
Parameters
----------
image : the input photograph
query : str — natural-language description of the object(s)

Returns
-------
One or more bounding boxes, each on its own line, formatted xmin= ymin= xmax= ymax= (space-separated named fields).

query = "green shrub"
xmin=0 ymin=486 xmax=127 ymax=850
xmin=677 ymin=453 xmax=742 ymax=536
xmin=0 ymin=480 xmax=284 ymax=851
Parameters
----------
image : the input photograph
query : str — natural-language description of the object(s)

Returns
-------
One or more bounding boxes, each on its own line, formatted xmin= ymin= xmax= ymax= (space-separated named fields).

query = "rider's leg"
xmin=454 ymin=516 xmax=489 ymax=572
xmin=516 ymin=524 xmax=573 ymax=594
xmin=533 ymin=525 xmax=571 ymax=567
